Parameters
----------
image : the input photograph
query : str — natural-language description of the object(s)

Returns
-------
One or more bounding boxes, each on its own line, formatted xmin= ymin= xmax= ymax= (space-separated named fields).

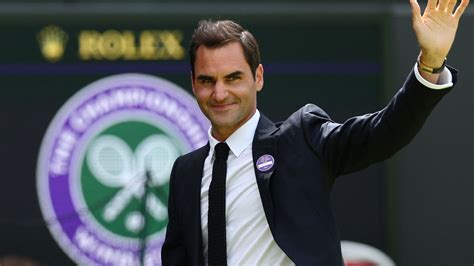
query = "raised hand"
xmin=409 ymin=0 xmax=469 ymax=68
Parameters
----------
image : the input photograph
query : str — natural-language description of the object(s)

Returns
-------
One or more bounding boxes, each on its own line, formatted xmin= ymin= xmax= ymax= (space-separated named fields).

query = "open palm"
xmin=410 ymin=0 xmax=469 ymax=67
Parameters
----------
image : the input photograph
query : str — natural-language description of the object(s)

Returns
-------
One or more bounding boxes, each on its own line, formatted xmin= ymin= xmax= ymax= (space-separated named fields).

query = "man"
xmin=162 ymin=0 xmax=469 ymax=265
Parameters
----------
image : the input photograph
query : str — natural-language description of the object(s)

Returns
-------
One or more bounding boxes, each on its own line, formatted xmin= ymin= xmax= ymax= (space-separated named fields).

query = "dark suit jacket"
xmin=162 ymin=69 xmax=457 ymax=265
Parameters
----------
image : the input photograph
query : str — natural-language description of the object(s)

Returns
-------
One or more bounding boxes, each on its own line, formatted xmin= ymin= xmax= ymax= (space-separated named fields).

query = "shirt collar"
xmin=208 ymin=110 xmax=260 ymax=159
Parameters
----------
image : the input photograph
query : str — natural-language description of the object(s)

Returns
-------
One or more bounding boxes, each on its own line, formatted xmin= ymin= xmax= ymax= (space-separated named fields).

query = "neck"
xmin=211 ymin=128 xmax=234 ymax=142
xmin=211 ymin=109 xmax=256 ymax=142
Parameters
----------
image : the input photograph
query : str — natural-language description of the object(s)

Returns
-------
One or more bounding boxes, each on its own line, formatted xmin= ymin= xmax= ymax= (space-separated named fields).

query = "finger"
xmin=454 ymin=0 xmax=470 ymax=18
xmin=446 ymin=0 xmax=457 ymax=13
xmin=410 ymin=0 xmax=423 ymax=24
xmin=427 ymin=0 xmax=438 ymax=9
xmin=438 ymin=0 xmax=449 ymax=10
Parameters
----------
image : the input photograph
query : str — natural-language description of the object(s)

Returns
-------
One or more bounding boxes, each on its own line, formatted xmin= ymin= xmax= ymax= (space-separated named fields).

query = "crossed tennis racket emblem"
xmin=86 ymin=134 xmax=179 ymax=232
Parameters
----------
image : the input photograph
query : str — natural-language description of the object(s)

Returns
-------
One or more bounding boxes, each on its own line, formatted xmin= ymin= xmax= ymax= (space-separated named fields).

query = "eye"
xmin=227 ymin=75 xmax=241 ymax=82
xmin=199 ymin=78 xmax=214 ymax=85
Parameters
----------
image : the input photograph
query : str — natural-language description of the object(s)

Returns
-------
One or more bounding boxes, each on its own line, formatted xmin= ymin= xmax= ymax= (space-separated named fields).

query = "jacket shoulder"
xmin=279 ymin=103 xmax=332 ymax=130
xmin=299 ymin=103 xmax=332 ymax=120
xmin=173 ymin=144 xmax=208 ymax=167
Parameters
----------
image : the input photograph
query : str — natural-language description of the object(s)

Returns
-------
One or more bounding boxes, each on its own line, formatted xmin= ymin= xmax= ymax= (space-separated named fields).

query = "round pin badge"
xmin=256 ymin=154 xmax=275 ymax=172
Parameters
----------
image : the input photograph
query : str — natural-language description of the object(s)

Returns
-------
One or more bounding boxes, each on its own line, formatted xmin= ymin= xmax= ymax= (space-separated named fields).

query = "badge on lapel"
xmin=256 ymin=154 xmax=275 ymax=172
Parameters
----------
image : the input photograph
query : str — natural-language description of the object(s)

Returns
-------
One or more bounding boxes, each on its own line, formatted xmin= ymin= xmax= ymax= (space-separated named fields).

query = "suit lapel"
xmin=252 ymin=114 xmax=279 ymax=229
xmin=188 ymin=143 xmax=209 ymax=266
xmin=187 ymin=114 xmax=278 ymax=264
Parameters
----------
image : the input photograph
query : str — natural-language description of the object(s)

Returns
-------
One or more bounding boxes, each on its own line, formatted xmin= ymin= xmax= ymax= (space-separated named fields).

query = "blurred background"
xmin=0 ymin=0 xmax=472 ymax=265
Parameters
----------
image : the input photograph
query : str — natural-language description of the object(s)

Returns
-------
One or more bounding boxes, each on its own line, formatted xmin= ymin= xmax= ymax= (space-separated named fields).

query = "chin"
xmin=209 ymin=112 xmax=236 ymax=123
xmin=212 ymin=120 xmax=236 ymax=129
xmin=211 ymin=116 xmax=241 ymax=129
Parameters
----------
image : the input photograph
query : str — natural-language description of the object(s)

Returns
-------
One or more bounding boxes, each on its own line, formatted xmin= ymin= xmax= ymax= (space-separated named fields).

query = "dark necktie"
xmin=208 ymin=142 xmax=230 ymax=266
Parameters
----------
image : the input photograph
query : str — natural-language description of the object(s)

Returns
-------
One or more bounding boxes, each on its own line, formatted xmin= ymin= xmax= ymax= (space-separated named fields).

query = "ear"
xmin=255 ymin=64 xmax=264 ymax=92
xmin=191 ymin=71 xmax=196 ymax=95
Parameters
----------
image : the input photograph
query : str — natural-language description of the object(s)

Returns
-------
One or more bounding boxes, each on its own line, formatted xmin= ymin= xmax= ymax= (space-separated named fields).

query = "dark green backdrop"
xmin=0 ymin=14 xmax=386 ymax=264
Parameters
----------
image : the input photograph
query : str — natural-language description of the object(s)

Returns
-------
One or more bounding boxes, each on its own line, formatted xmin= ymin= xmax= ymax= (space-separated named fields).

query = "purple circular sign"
xmin=37 ymin=74 xmax=209 ymax=265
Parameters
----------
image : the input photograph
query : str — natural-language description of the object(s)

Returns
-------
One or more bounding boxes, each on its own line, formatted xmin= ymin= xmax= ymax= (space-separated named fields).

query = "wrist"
xmin=418 ymin=51 xmax=445 ymax=69
xmin=417 ymin=53 xmax=446 ymax=74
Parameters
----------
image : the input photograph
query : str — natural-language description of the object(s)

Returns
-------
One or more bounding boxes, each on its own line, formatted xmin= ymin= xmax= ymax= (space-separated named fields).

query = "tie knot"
xmin=214 ymin=142 xmax=229 ymax=161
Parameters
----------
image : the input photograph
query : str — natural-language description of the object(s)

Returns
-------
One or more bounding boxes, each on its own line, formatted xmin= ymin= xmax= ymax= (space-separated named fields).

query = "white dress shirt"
xmin=200 ymin=110 xmax=295 ymax=265
xmin=199 ymin=65 xmax=451 ymax=265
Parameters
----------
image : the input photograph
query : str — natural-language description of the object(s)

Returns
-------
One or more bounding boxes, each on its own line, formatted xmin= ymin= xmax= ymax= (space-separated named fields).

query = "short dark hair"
xmin=189 ymin=20 xmax=261 ymax=79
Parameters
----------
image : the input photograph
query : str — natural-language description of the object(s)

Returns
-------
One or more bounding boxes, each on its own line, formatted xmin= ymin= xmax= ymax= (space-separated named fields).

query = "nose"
xmin=212 ymin=81 xmax=228 ymax=102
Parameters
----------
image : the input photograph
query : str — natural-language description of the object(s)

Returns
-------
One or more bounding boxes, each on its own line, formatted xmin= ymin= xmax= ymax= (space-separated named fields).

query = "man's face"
xmin=192 ymin=41 xmax=264 ymax=140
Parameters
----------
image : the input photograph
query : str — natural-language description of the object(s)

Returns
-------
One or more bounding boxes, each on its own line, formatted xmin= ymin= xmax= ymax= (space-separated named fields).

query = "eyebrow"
xmin=196 ymin=71 xmax=244 ymax=82
xmin=196 ymin=75 xmax=215 ymax=82
xmin=224 ymin=71 xmax=243 ymax=79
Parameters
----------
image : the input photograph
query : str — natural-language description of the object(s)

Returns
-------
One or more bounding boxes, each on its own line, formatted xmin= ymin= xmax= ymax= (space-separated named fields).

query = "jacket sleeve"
xmin=302 ymin=68 xmax=456 ymax=183
xmin=161 ymin=158 xmax=188 ymax=265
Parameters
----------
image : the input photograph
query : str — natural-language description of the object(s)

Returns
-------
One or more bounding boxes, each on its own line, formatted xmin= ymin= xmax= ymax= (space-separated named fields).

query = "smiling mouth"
xmin=210 ymin=103 xmax=236 ymax=111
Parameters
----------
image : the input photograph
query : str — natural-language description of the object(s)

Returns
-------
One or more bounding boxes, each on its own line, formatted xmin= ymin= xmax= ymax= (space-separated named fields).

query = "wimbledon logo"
xmin=36 ymin=74 xmax=209 ymax=265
